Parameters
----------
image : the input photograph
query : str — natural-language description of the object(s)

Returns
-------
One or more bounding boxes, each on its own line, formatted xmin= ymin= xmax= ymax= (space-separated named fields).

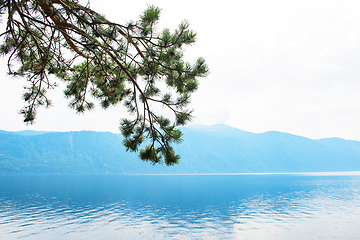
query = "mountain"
xmin=1 ymin=124 xmax=360 ymax=174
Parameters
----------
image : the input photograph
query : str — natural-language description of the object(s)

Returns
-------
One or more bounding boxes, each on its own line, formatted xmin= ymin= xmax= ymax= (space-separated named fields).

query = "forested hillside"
xmin=1 ymin=125 xmax=360 ymax=174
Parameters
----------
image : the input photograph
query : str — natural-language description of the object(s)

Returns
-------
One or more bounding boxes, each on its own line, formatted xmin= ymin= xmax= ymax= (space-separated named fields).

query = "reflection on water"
xmin=1 ymin=173 xmax=360 ymax=239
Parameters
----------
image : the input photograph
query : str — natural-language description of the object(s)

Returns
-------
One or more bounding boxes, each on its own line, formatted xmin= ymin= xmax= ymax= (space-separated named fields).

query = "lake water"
xmin=1 ymin=173 xmax=360 ymax=239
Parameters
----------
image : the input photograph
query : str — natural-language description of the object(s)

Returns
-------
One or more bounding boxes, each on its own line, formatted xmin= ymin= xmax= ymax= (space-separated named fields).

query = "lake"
xmin=1 ymin=173 xmax=360 ymax=239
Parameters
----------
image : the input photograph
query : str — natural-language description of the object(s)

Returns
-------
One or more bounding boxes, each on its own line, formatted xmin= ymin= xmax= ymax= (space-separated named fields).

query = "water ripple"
xmin=1 ymin=174 xmax=360 ymax=239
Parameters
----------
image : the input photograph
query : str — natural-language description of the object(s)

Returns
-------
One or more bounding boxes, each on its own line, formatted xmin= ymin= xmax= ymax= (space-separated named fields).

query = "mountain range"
xmin=1 ymin=124 xmax=360 ymax=174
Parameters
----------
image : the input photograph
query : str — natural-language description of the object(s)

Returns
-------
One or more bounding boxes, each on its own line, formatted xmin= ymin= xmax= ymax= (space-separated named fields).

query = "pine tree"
xmin=0 ymin=0 xmax=208 ymax=165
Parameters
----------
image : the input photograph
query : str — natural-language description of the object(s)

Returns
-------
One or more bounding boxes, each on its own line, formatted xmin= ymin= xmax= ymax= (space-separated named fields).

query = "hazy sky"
xmin=1 ymin=0 xmax=360 ymax=140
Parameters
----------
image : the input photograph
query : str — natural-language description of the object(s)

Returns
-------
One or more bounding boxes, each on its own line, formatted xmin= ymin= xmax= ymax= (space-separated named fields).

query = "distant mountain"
xmin=1 ymin=125 xmax=360 ymax=174
xmin=10 ymin=130 xmax=52 ymax=136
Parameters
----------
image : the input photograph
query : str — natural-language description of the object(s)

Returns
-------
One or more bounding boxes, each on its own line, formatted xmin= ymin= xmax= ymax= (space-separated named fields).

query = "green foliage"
xmin=0 ymin=0 xmax=208 ymax=165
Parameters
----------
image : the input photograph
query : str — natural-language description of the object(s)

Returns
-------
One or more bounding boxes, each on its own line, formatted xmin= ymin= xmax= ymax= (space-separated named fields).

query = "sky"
xmin=1 ymin=0 xmax=360 ymax=140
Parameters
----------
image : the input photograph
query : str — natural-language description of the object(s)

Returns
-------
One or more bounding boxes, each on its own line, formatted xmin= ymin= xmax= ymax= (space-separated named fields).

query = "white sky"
xmin=1 ymin=0 xmax=360 ymax=140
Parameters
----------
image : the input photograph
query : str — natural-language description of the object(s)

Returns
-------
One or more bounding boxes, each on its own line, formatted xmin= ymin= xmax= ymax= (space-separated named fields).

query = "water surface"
xmin=1 ymin=173 xmax=360 ymax=239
